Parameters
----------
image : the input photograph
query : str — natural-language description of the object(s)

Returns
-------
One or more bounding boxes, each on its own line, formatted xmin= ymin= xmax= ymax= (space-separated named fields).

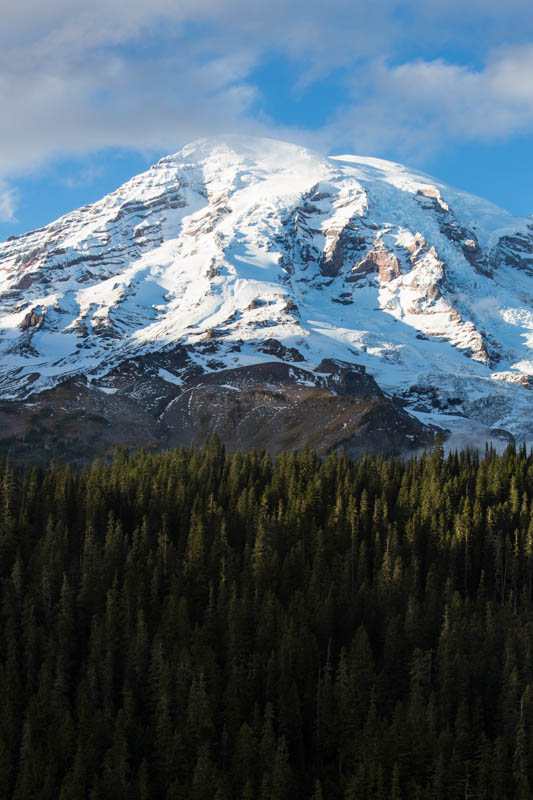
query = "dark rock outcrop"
xmin=19 ymin=310 xmax=45 ymax=330
xmin=258 ymin=338 xmax=305 ymax=362
xmin=0 ymin=358 xmax=435 ymax=465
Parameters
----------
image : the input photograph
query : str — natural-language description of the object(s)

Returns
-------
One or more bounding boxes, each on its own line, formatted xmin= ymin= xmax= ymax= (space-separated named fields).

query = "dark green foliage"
xmin=0 ymin=440 xmax=533 ymax=797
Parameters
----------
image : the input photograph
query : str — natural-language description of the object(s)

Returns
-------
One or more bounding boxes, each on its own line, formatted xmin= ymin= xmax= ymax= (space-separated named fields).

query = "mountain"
xmin=1 ymin=136 xmax=533 ymax=461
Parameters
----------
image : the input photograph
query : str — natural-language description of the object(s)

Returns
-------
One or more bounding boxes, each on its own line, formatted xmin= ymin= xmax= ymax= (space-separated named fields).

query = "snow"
xmin=93 ymin=385 xmax=118 ymax=395
xmin=158 ymin=368 xmax=182 ymax=386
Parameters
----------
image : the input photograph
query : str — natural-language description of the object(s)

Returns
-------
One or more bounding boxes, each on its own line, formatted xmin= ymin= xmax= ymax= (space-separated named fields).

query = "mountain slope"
xmin=1 ymin=136 xmax=533 ymax=458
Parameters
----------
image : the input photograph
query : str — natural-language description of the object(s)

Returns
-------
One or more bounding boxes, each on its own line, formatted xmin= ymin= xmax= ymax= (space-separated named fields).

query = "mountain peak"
xmin=175 ymin=134 xmax=317 ymax=161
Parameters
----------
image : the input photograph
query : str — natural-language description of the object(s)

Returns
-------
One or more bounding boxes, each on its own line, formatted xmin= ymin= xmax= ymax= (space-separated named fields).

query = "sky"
xmin=1 ymin=0 xmax=533 ymax=241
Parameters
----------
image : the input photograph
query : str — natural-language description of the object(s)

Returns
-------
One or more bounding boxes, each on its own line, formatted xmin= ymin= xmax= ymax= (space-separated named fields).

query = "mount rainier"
xmin=1 ymin=136 xmax=533 ymax=461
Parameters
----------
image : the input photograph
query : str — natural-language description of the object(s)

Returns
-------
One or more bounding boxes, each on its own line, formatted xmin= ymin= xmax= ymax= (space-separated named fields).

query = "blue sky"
xmin=1 ymin=0 xmax=533 ymax=240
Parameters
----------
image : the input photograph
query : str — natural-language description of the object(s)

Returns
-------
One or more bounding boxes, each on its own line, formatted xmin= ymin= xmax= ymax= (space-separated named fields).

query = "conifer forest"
xmin=1 ymin=439 xmax=533 ymax=798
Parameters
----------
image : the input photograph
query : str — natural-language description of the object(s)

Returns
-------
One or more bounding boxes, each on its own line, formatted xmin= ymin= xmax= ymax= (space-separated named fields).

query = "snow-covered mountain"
xmin=1 ymin=136 xmax=533 ymax=458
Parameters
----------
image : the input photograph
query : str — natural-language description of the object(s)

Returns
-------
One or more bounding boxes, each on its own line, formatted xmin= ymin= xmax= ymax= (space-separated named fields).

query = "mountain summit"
xmin=1 ymin=137 xmax=533 ymax=460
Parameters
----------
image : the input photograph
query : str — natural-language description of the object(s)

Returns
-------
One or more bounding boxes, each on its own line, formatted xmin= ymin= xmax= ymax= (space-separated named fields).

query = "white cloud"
xmin=0 ymin=182 xmax=17 ymax=223
xmin=329 ymin=45 xmax=533 ymax=158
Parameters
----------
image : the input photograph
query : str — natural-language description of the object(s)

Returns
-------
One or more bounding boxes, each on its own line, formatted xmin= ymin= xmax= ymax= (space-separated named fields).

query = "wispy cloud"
xmin=327 ymin=45 xmax=533 ymax=158
xmin=0 ymin=182 xmax=17 ymax=223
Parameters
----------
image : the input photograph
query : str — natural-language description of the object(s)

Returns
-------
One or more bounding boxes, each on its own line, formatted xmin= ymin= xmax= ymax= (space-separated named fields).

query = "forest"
xmin=1 ymin=438 xmax=533 ymax=798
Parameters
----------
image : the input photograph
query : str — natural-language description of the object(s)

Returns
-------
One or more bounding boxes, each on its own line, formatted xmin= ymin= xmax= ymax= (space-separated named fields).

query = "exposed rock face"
xmin=258 ymin=338 xmax=305 ymax=362
xmin=490 ymin=230 xmax=533 ymax=275
xmin=19 ymin=310 xmax=45 ymax=330
xmin=320 ymin=224 xmax=366 ymax=278
xmin=416 ymin=186 xmax=449 ymax=213
xmin=348 ymin=241 xmax=401 ymax=283
xmin=491 ymin=371 xmax=532 ymax=389
xmin=314 ymin=358 xmax=381 ymax=397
